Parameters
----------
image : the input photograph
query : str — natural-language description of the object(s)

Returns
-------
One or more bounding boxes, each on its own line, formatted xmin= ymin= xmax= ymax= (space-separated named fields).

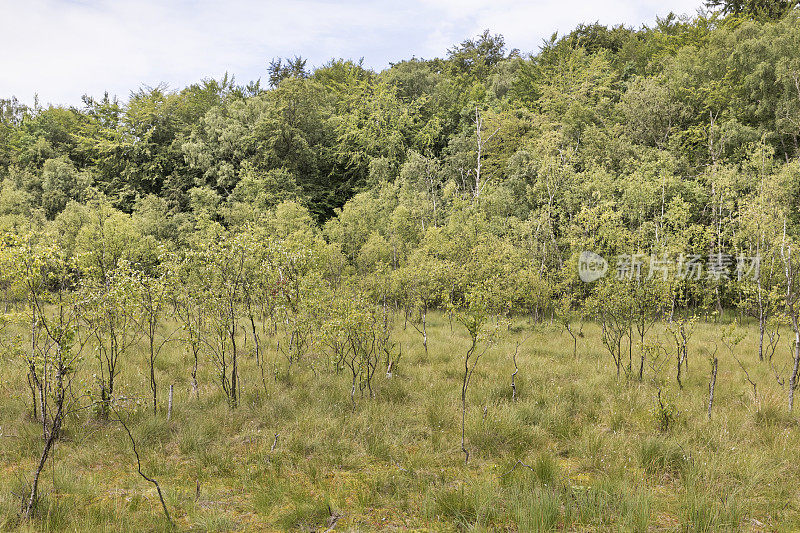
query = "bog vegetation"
xmin=2 ymin=0 xmax=800 ymax=530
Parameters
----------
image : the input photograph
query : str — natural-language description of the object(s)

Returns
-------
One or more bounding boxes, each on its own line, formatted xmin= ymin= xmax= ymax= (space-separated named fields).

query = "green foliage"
xmin=705 ymin=0 xmax=798 ymax=20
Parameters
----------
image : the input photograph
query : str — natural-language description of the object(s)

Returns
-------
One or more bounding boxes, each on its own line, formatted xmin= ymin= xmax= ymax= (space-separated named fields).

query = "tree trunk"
xmin=167 ymin=384 xmax=173 ymax=421
xmin=150 ymin=332 xmax=157 ymax=416
xmin=24 ymin=409 xmax=62 ymax=519
xmin=789 ymin=325 xmax=800 ymax=412
xmin=708 ymin=357 xmax=718 ymax=419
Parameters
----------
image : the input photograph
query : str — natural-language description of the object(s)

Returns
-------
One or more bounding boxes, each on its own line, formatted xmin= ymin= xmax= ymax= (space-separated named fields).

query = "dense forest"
xmin=3 ymin=6 xmax=800 ymax=310
xmin=4 ymin=0 xmax=800 ymax=530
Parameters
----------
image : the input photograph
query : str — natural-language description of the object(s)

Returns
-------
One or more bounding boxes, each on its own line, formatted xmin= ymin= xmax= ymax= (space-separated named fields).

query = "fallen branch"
xmin=324 ymin=504 xmax=342 ymax=532
xmin=501 ymin=459 xmax=535 ymax=477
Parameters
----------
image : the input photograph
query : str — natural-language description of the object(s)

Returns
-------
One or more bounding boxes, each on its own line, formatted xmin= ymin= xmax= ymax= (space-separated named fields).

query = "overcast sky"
xmin=1 ymin=0 xmax=702 ymax=107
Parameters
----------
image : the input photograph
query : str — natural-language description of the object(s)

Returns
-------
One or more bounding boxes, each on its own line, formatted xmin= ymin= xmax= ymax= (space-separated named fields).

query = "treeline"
xmin=1 ymin=9 xmax=799 ymax=302
xmin=0 ymin=8 xmax=797 ymax=219
xmin=1 ymin=5 xmax=800 ymax=320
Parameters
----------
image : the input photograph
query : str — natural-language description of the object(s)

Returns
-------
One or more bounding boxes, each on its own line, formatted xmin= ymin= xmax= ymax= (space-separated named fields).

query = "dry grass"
xmin=1 ymin=313 xmax=798 ymax=531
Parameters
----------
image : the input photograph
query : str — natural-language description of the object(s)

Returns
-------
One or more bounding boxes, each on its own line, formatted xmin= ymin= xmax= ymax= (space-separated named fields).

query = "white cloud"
xmin=0 ymin=0 xmax=702 ymax=106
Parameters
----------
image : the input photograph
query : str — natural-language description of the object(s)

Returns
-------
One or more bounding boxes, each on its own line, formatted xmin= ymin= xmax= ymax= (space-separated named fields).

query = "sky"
xmin=1 ymin=0 xmax=703 ymax=107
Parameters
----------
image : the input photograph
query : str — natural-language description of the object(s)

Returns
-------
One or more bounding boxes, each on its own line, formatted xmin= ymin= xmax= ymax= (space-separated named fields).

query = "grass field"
xmin=1 ymin=313 xmax=798 ymax=531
